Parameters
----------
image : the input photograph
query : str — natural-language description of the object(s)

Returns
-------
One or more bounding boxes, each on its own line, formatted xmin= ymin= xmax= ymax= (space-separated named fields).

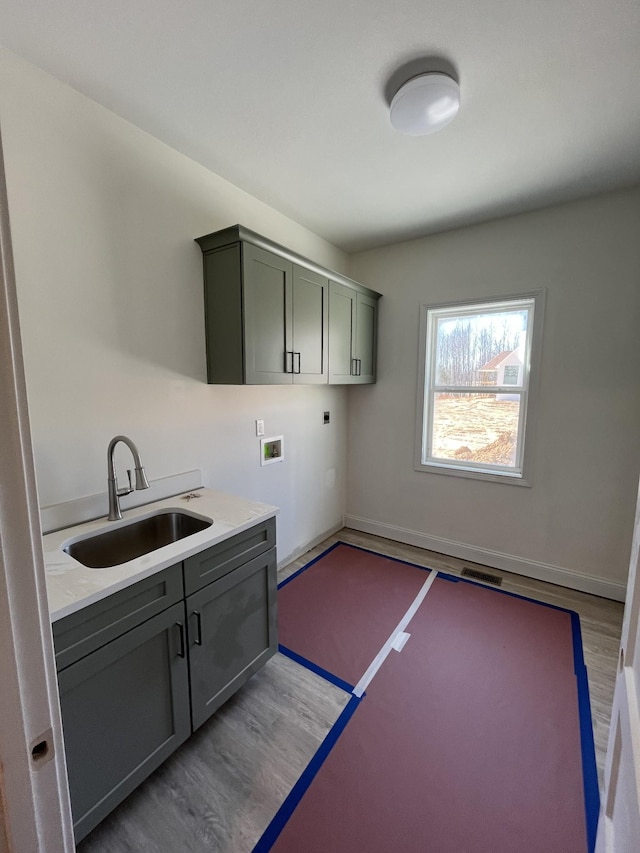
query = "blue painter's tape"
xmin=281 ymin=542 xmax=578 ymax=620
xmin=278 ymin=644 xmax=355 ymax=694
xmin=455 ymin=571 xmax=576 ymax=616
xmin=571 ymin=610 xmax=587 ymax=672
xmin=279 ymin=541 xmax=434 ymax=592
xmin=277 ymin=542 xmax=341 ymax=589
xmin=439 ymin=564 xmax=599 ymax=849
xmin=252 ymin=694 xmax=362 ymax=852
xmin=274 ymin=542 xmax=598 ymax=852
xmin=433 ymin=571 xmax=460 ymax=583
xmin=571 ymin=612 xmax=600 ymax=853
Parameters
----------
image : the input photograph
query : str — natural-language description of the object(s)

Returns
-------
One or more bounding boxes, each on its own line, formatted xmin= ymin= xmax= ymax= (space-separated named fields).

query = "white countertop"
xmin=43 ymin=488 xmax=278 ymax=623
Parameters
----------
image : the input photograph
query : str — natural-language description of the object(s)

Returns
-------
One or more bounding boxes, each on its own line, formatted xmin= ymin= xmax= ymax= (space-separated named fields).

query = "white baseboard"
xmin=344 ymin=515 xmax=627 ymax=602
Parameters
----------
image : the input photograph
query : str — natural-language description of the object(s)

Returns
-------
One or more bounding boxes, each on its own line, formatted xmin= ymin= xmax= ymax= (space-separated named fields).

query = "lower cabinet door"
xmin=187 ymin=548 xmax=278 ymax=731
xmin=57 ymin=602 xmax=191 ymax=843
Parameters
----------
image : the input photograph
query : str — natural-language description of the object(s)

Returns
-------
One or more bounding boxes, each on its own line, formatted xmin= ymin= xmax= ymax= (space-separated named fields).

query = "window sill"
xmin=414 ymin=460 xmax=532 ymax=487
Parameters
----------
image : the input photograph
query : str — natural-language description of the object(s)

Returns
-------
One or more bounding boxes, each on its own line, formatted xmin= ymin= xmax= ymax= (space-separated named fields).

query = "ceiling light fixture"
xmin=389 ymin=72 xmax=460 ymax=136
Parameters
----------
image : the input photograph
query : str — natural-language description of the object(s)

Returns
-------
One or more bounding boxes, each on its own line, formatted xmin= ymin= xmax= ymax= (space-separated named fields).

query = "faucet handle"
xmin=116 ymin=470 xmax=134 ymax=498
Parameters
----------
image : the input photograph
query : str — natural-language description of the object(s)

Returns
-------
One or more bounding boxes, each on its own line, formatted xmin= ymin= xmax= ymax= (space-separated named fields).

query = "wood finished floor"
xmin=79 ymin=529 xmax=624 ymax=852
xmin=78 ymin=653 xmax=350 ymax=853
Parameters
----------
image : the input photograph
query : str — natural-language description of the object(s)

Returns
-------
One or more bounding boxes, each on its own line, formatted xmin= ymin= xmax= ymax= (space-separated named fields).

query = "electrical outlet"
xmin=256 ymin=419 xmax=265 ymax=437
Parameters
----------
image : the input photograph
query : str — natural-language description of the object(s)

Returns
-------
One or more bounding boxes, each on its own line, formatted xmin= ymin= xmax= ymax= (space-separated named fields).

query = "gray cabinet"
xmin=196 ymin=232 xmax=329 ymax=384
xmin=53 ymin=563 xmax=184 ymax=671
xmin=242 ymin=244 xmax=329 ymax=385
xmin=183 ymin=517 xmax=276 ymax=595
xmin=183 ymin=518 xmax=278 ymax=730
xmin=53 ymin=565 xmax=190 ymax=843
xmin=187 ymin=548 xmax=278 ymax=730
xmin=328 ymin=281 xmax=378 ymax=384
xmin=195 ymin=225 xmax=379 ymax=385
xmin=53 ymin=518 xmax=278 ymax=843
xmin=291 ymin=263 xmax=329 ymax=384
xmin=242 ymin=243 xmax=292 ymax=384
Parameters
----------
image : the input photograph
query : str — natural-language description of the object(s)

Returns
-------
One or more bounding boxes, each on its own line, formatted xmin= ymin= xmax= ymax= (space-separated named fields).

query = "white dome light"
xmin=390 ymin=73 xmax=460 ymax=136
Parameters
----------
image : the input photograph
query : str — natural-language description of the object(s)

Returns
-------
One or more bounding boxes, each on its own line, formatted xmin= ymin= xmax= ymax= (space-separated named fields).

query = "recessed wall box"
xmin=260 ymin=436 xmax=284 ymax=466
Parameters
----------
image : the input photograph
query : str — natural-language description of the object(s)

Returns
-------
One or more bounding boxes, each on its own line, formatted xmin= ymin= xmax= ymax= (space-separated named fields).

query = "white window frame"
xmin=414 ymin=291 xmax=545 ymax=486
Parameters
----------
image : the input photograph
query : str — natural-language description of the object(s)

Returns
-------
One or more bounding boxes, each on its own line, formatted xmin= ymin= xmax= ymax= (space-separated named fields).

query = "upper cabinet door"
xmin=328 ymin=281 xmax=355 ymax=383
xmin=292 ymin=265 xmax=328 ymax=384
xmin=328 ymin=282 xmax=378 ymax=384
xmin=353 ymin=292 xmax=378 ymax=384
xmin=242 ymin=243 xmax=293 ymax=385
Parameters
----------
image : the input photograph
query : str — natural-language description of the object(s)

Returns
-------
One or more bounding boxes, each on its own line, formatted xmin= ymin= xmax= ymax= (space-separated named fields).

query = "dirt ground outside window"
xmin=431 ymin=396 xmax=520 ymax=466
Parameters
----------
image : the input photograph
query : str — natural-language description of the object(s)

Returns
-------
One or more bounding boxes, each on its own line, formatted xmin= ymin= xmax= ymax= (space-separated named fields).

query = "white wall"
xmin=2 ymin=47 xmax=638 ymax=595
xmin=0 ymin=49 xmax=348 ymax=565
xmin=348 ymin=189 xmax=640 ymax=596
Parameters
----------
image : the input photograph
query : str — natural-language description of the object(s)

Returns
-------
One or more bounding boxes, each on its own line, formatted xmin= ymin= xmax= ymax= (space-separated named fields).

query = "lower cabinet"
xmin=53 ymin=520 xmax=278 ymax=844
xmin=187 ymin=548 xmax=278 ymax=730
xmin=57 ymin=602 xmax=191 ymax=841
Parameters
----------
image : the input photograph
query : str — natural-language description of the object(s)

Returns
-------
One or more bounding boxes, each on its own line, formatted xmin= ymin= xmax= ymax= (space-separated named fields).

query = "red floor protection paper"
xmin=272 ymin=572 xmax=589 ymax=853
xmin=278 ymin=543 xmax=430 ymax=686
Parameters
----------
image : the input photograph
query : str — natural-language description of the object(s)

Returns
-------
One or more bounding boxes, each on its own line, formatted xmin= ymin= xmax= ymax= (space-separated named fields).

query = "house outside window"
xmin=415 ymin=293 xmax=544 ymax=484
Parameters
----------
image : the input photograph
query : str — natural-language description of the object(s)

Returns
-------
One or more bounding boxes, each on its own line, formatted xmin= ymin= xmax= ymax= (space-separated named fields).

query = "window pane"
xmin=430 ymin=392 xmax=520 ymax=467
xmin=503 ymin=365 xmax=519 ymax=385
xmin=434 ymin=309 xmax=529 ymax=387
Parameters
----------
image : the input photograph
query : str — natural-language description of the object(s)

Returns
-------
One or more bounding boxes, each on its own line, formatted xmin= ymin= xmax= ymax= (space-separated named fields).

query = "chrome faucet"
xmin=107 ymin=435 xmax=150 ymax=520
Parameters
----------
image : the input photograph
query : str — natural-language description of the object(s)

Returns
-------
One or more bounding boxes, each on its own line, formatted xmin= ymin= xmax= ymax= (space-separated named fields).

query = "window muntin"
xmin=417 ymin=296 xmax=537 ymax=480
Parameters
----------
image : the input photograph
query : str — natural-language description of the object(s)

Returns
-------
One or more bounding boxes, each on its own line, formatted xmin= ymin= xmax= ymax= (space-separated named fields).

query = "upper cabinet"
xmin=328 ymin=282 xmax=378 ymax=384
xmin=195 ymin=226 xmax=380 ymax=385
xmin=242 ymin=243 xmax=328 ymax=385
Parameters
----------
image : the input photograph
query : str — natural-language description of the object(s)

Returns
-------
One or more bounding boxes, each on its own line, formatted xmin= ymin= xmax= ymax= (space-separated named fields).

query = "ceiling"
xmin=1 ymin=0 xmax=639 ymax=252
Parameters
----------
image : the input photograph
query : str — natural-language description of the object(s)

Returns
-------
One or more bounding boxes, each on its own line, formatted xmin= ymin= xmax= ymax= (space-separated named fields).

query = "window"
xmin=415 ymin=293 xmax=543 ymax=483
xmin=503 ymin=365 xmax=519 ymax=385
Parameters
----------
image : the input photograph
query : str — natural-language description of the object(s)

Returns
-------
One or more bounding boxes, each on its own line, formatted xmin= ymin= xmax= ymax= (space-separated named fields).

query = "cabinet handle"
xmin=351 ymin=357 xmax=357 ymax=376
xmin=295 ymin=352 xmax=301 ymax=374
xmin=176 ymin=622 xmax=186 ymax=658
xmin=357 ymin=358 xmax=362 ymax=376
xmin=284 ymin=351 xmax=295 ymax=373
xmin=192 ymin=610 xmax=203 ymax=646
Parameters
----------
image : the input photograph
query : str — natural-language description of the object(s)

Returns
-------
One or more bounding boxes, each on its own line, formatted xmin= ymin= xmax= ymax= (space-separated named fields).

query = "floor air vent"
xmin=461 ymin=567 xmax=503 ymax=586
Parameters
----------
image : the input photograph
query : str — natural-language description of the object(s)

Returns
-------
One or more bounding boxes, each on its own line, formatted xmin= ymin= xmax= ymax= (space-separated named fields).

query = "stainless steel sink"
xmin=63 ymin=510 xmax=213 ymax=568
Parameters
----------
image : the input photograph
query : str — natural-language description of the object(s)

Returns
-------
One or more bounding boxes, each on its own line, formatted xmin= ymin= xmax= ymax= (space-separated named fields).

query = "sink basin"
xmin=63 ymin=510 xmax=213 ymax=568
